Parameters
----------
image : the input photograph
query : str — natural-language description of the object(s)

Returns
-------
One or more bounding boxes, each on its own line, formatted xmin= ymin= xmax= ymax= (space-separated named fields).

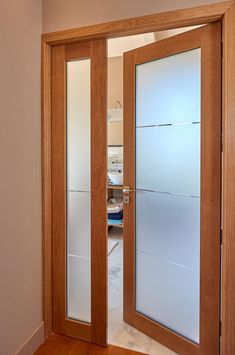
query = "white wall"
xmin=0 ymin=1 xmax=43 ymax=354
xmin=42 ymin=0 xmax=227 ymax=32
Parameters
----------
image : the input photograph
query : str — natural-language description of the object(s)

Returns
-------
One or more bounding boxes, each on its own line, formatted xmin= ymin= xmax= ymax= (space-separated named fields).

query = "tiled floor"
xmin=108 ymin=228 xmax=177 ymax=355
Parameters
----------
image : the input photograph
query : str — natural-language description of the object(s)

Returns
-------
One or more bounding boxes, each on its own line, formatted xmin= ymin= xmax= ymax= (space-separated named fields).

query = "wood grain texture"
xmin=41 ymin=39 xmax=52 ymax=340
xmin=199 ymin=22 xmax=221 ymax=355
xmin=222 ymin=2 xmax=235 ymax=355
xmin=51 ymin=39 xmax=107 ymax=345
xmin=90 ymin=39 xmax=108 ymax=346
xmin=123 ymin=23 xmax=221 ymax=355
xmin=123 ymin=51 xmax=135 ymax=326
xmin=41 ymin=2 xmax=232 ymax=45
xmin=34 ymin=333 xmax=144 ymax=355
xmin=65 ymin=41 xmax=91 ymax=60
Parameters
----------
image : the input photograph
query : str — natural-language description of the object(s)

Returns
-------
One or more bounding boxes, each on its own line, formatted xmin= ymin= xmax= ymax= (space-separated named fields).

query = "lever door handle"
xmin=123 ymin=186 xmax=136 ymax=194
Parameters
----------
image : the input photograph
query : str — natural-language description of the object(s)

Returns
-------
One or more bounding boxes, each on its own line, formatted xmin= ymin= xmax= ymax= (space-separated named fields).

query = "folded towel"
xmin=108 ymin=211 xmax=123 ymax=220
xmin=107 ymin=197 xmax=123 ymax=214
xmin=108 ymin=219 xmax=123 ymax=225
xmin=108 ymin=204 xmax=123 ymax=213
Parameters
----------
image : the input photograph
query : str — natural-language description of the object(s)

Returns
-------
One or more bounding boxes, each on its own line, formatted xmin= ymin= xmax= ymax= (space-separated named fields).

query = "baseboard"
xmin=15 ymin=322 xmax=44 ymax=355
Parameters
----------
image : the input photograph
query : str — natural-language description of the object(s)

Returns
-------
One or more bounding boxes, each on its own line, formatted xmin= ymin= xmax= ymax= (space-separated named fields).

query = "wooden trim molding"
xmin=16 ymin=322 xmax=44 ymax=355
xmin=42 ymin=2 xmax=232 ymax=45
xmin=41 ymin=2 xmax=235 ymax=353
xmin=41 ymin=40 xmax=52 ymax=339
xmin=222 ymin=2 xmax=235 ymax=354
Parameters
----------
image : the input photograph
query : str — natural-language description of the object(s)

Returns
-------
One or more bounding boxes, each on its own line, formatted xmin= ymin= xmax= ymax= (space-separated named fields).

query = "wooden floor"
xmin=35 ymin=333 xmax=145 ymax=354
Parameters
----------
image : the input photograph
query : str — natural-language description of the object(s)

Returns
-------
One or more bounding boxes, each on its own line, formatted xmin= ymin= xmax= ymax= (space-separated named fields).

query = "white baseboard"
xmin=15 ymin=322 xmax=44 ymax=355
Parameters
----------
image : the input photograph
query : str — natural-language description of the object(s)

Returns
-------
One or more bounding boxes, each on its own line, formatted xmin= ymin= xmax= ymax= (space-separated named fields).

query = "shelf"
xmin=108 ymin=223 xmax=123 ymax=228
xmin=108 ymin=185 xmax=123 ymax=190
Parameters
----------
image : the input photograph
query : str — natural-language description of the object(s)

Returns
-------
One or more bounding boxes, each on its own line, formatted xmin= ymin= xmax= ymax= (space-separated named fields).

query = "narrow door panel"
xmin=51 ymin=40 xmax=107 ymax=346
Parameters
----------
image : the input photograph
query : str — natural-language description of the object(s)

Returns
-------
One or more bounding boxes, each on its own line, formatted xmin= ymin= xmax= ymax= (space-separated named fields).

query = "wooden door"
xmin=123 ymin=23 xmax=221 ymax=354
xmin=51 ymin=39 xmax=107 ymax=346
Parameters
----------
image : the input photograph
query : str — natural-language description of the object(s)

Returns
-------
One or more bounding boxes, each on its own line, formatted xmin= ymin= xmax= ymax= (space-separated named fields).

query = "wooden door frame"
xmin=41 ymin=2 xmax=235 ymax=354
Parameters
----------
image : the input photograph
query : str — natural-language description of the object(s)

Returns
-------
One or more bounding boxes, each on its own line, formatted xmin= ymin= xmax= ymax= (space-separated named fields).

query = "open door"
xmin=51 ymin=40 xmax=107 ymax=345
xmin=123 ymin=23 xmax=221 ymax=354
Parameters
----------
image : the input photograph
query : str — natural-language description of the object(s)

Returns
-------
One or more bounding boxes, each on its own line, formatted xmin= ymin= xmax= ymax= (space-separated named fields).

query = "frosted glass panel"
xmin=135 ymin=49 xmax=201 ymax=343
xmin=67 ymin=191 xmax=91 ymax=258
xmin=136 ymin=124 xmax=200 ymax=196
xmin=136 ymin=191 xmax=200 ymax=268
xmin=66 ymin=59 xmax=91 ymax=323
xmin=67 ymin=255 xmax=91 ymax=322
xmin=67 ymin=124 xmax=90 ymax=191
xmin=67 ymin=60 xmax=91 ymax=125
xmin=136 ymin=191 xmax=200 ymax=342
xmin=136 ymin=250 xmax=199 ymax=343
xmin=136 ymin=49 xmax=200 ymax=126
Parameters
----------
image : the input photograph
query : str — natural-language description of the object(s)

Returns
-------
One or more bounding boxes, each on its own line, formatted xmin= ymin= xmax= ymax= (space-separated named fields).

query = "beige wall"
xmin=0 ymin=1 xmax=43 ymax=354
xmin=108 ymin=122 xmax=123 ymax=146
xmin=42 ymin=0 xmax=227 ymax=32
xmin=108 ymin=57 xmax=123 ymax=146
xmin=108 ymin=56 xmax=123 ymax=109
xmin=0 ymin=1 xmax=222 ymax=354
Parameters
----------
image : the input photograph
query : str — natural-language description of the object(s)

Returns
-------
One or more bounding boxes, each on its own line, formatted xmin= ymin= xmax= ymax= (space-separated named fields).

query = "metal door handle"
xmin=123 ymin=186 xmax=136 ymax=194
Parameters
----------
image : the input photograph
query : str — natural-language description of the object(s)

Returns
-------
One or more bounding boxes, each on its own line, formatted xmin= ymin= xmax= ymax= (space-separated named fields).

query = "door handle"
xmin=123 ymin=186 xmax=136 ymax=194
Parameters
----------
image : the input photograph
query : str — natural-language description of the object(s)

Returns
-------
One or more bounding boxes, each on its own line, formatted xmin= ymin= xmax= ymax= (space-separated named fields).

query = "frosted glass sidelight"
xmin=67 ymin=60 xmax=91 ymax=126
xmin=136 ymin=49 xmax=201 ymax=127
xmin=67 ymin=191 xmax=91 ymax=258
xmin=136 ymin=124 xmax=200 ymax=196
xmin=67 ymin=124 xmax=90 ymax=192
xmin=66 ymin=59 xmax=91 ymax=323
xmin=67 ymin=255 xmax=91 ymax=322
xmin=135 ymin=49 xmax=201 ymax=343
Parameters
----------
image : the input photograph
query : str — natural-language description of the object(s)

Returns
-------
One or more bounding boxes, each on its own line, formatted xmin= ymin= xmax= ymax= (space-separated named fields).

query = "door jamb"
xmin=41 ymin=2 xmax=235 ymax=353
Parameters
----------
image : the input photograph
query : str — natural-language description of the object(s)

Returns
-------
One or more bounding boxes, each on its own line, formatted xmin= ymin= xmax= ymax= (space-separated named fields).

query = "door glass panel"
xmin=135 ymin=49 xmax=201 ymax=343
xmin=136 ymin=191 xmax=200 ymax=342
xmin=136 ymin=49 xmax=201 ymax=127
xmin=67 ymin=59 xmax=91 ymax=323
xmin=136 ymin=124 xmax=200 ymax=196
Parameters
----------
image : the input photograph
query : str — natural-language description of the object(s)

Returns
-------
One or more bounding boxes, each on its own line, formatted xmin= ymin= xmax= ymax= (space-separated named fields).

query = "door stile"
xmin=51 ymin=39 xmax=107 ymax=346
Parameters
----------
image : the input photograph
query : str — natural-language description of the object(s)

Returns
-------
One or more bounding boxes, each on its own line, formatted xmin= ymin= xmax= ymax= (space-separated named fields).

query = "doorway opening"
xmin=107 ymin=25 xmax=201 ymax=354
xmin=42 ymin=2 xmax=235 ymax=353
